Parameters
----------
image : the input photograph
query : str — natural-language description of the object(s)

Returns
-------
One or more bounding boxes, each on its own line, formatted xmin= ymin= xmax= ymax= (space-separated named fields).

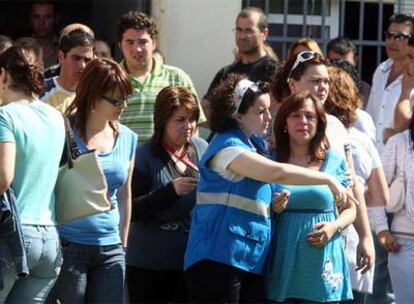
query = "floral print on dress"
xmin=321 ymin=259 xmax=344 ymax=291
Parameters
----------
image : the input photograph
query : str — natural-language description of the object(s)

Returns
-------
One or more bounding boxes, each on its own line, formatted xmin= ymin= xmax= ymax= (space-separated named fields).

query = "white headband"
xmin=233 ymin=79 xmax=259 ymax=115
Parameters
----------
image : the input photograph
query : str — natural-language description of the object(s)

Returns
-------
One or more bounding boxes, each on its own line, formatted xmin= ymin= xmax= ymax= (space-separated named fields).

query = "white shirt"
xmin=366 ymin=59 xmax=403 ymax=153
xmin=349 ymin=127 xmax=382 ymax=186
xmin=209 ymin=146 xmax=245 ymax=181
xmin=381 ymin=130 xmax=414 ymax=234
xmin=354 ymin=109 xmax=376 ymax=143
xmin=326 ymin=114 xmax=350 ymax=159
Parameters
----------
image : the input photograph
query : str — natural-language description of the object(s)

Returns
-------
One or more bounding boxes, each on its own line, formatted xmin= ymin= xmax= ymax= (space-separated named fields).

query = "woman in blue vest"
xmin=184 ymin=74 xmax=351 ymax=303
xmin=265 ymin=91 xmax=356 ymax=303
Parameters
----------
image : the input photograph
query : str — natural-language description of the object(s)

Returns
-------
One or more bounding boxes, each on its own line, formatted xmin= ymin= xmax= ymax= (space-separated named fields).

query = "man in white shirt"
xmin=365 ymin=13 xmax=414 ymax=304
xmin=366 ymin=14 xmax=414 ymax=153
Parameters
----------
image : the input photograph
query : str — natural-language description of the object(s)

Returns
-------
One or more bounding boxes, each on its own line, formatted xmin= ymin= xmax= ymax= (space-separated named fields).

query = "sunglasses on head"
xmin=102 ymin=94 xmax=132 ymax=106
xmin=384 ymin=31 xmax=411 ymax=40
xmin=288 ymin=51 xmax=316 ymax=78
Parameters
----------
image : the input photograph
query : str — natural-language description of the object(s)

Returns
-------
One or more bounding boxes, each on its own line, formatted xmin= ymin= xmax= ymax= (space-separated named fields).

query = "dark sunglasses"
xmin=384 ymin=31 xmax=411 ymax=40
xmin=102 ymin=95 xmax=132 ymax=106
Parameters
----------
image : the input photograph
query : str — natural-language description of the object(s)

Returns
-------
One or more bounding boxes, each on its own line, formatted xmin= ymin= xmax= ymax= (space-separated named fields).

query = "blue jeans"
xmin=365 ymin=228 xmax=394 ymax=304
xmin=48 ymin=240 xmax=125 ymax=303
xmin=388 ymin=236 xmax=414 ymax=304
xmin=0 ymin=225 xmax=62 ymax=303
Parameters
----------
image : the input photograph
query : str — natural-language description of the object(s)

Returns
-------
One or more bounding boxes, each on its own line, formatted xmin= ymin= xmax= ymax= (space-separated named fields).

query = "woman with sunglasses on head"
xmin=0 ymin=46 xmax=65 ymax=303
xmin=48 ymin=59 xmax=137 ymax=303
xmin=184 ymin=74 xmax=350 ymax=304
xmin=266 ymin=91 xmax=356 ymax=303
xmin=125 ymin=86 xmax=207 ymax=303
xmin=271 ymin=51 xmax=375 ymax=277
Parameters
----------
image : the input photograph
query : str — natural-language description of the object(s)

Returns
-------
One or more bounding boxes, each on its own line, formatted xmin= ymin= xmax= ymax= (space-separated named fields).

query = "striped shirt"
xmin=120 ymin=58 xmax=206 ymax=143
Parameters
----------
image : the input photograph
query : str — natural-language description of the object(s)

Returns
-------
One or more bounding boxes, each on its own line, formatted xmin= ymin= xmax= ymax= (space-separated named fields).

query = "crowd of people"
xmin=0 ymin=1 xmax=414 ymax=303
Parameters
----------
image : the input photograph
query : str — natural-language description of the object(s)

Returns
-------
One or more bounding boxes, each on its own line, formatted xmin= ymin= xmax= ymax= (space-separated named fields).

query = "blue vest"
xmin=184 ymin=129 xmax=272 ymax=274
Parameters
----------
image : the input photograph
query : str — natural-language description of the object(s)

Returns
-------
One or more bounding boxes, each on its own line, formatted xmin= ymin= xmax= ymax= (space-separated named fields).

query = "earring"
xmin=283 ymin=127 xmax=287 ymax=133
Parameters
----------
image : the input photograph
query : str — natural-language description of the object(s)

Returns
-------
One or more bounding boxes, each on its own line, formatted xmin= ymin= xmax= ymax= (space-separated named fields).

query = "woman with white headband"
xmin=184 ymin=74 xmax=353 ymax=303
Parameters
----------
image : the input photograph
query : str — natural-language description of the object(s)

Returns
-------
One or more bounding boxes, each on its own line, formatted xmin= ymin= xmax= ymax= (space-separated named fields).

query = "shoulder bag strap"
xmin=61 ymin=114 xmax=81 ymax=168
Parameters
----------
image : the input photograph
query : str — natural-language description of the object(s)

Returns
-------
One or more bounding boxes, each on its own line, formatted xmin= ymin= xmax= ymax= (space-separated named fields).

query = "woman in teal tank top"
xmin=265 ymin=92 xmax=356 ymax=303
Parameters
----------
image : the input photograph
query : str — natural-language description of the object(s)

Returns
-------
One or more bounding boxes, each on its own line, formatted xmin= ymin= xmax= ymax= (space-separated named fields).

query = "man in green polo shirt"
xmin=117 ymin=11 xmax=206 ymax=143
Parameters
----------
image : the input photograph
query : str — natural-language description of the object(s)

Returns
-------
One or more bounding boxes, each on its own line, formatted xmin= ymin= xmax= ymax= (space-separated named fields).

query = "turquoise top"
xmin=0 ymin=100 xmax=65 ymax=225
xmin=265 ymin=150 xmax=353 ymax=302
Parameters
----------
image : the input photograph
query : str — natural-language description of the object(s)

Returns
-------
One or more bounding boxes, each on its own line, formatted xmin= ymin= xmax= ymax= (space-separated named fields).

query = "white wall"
xmin=151 ymin=0 xmax=241 ymax=98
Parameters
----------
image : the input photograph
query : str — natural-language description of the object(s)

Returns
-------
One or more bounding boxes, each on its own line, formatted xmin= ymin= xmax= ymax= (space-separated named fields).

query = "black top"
xmin=126 ymin=137 xmax=208 ymax=271
xmin=204 ymin=55 xmax=279 ymax=100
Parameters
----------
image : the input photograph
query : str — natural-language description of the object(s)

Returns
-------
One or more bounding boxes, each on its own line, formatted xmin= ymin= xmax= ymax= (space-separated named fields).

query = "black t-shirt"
xmin=204 ymin=55 xmax=278 ymax=99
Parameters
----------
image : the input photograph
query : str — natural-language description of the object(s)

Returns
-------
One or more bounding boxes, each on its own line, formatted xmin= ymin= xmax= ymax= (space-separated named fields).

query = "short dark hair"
xmin=58 ymin=28 xmax=94 ymax=55
xmin=0 ymin=35 xmax=13 ymax=54
xmin=151 ymin=86 xmax=200 ymax=154
xmin=327 ymin=37 xmax=357 ymax=56
xmin=0 ymin=46 xmax=45 ymax=96
xmin=274 ymin=91 xmax=328 ymax=163
xmin=237 ymin=7 xmax=268 ymax=31
xmin=209 ymin=73 xmax=269 ymax=133
xmin=117 ymin=11 xmax=158 ymax=43
xmin=329 ymin=59 xmax=363 ymax=99
xmin=388 ymin=13 xmax=414 ymax=33
xmin=30 ymin=0 xmax=57 ymax=13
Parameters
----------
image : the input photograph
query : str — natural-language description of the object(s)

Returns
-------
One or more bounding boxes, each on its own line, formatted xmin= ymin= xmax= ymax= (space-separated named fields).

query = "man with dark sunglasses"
xmin=365 ymin=12 xmax=414 ymax=304
xmin=366 ymin=13 xmax=414 ymax=153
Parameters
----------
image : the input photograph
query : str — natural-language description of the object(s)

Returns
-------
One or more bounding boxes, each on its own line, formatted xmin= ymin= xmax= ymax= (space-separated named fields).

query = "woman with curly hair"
xmin=327 ymin=63 xmax=376 ymax=142
xmin=184 ymin=74 xmax=350 ymax=303
xmin=326 ymin=66 xmax=392 ymax=299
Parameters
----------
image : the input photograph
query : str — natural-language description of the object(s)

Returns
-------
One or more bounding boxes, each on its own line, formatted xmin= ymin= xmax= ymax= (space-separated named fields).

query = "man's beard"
xmin=238 ymin=44 xmax=260 ymax=56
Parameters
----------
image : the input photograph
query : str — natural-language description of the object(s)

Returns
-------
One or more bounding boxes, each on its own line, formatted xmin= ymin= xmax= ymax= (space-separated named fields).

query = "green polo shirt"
xmin=120 ymin=58 xmax=206 ymax=143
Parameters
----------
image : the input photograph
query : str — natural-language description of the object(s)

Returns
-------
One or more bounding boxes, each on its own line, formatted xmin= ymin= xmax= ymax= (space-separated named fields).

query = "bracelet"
xmin=334 ymin=221 xmax=343 ymax=234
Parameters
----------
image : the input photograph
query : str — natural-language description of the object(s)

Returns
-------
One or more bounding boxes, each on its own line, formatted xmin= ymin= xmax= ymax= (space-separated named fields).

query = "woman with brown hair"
xmin=266 ymin=91 xmax=356 ymax=303
xmin=0 ymin=46 xmax=65 ymax=303
xmin=184 ymin=75 xmax=350 ymax=303
xmin=48 ymin=58 xmax=137 ymax=303
xmin=125 ymin=86 xmax=207 ymax=303
xmin=271 ymin=52 xmax=375 ymax=276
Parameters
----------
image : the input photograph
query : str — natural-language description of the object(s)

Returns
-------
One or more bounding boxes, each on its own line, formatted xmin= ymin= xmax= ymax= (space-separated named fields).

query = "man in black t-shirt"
xmin=203 ymin=7 xmax=279 ymax=119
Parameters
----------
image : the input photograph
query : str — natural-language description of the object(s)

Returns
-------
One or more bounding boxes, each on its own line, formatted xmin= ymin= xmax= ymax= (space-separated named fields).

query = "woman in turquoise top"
xmin=0 ymin=46 xmax=65 ymax=302
xmin=48 ymin=59 xmax=137 ymax=303
xmin=265 ymin=91 xmax=356 ymax=303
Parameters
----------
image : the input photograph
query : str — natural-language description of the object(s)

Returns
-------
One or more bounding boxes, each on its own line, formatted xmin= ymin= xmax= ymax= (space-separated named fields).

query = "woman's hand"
xmin=172 ymin=177 xmax=198 ymax=196
xmin=307 ymin=221 xmax=338 ymax=248
xmin=326 ymin=177 xmax=349 ymax=207
xmin=377 ymin=230 xmax=401 ymax=253
xmin=271 ymin=190 xmax=290 ymax=213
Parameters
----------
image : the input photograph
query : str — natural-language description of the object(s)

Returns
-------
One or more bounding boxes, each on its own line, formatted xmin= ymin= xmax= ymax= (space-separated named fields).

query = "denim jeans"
xmin=388 ymin=236 xmax=414 ymax=304
xmin=48 ymin=240 xmax=125 ymax=304
xmin=365 ymin=227 xmax=394 ymax=304
xmin=0 ymin=225 xmax=62 ymax=303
